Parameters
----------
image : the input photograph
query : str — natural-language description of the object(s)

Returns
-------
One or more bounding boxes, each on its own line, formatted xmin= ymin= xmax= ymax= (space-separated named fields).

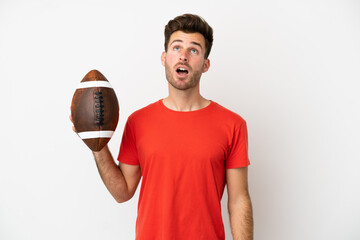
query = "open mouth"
xmin=176 ymin=67 xmax=189 ymax=76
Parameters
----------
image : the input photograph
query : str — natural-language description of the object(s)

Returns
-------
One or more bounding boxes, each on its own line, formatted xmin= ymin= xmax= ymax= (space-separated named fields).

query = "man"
xmin=72 ymin=14 xmax=253 ymax=240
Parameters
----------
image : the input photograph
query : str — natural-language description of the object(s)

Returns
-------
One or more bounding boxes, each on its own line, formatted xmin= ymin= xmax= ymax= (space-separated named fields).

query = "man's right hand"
xmin=69 ymin=114 xmax=76 ymax=133
xmin=69 ymin=114 xmax=81 ymax=139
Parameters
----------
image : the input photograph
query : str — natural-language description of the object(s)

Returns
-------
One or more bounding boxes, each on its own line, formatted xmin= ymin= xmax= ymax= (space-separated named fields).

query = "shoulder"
xmin=127 ymin=99 xmax=162 ymax=122
xmin=211 ymin=101 xmax=247 ymax=126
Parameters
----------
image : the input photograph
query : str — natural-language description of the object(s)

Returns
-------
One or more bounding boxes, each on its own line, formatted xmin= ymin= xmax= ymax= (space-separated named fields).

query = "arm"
xmin=226 ymin=167 xmax=253 ymax=240
xmin=70 ymin=115 xmax=141 ymax=203
xmin=93 ymin=145 xmax=141 ymax=203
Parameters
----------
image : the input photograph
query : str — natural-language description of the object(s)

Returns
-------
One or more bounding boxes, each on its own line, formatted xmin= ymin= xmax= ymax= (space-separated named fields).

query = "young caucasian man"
xmin=72 ymin=14 xmax=253 ymax=240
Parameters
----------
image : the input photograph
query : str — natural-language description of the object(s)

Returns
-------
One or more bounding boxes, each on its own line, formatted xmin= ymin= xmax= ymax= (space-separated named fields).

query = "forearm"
xmin=92 ymin=145 xmax=130 ymax=203
xmin=228 ymin=194 xmax=254 ymax=240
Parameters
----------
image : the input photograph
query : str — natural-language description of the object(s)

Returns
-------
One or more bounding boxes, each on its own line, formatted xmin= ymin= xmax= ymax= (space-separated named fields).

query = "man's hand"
xmin=69 ymin=114 xmax=78 ymax=135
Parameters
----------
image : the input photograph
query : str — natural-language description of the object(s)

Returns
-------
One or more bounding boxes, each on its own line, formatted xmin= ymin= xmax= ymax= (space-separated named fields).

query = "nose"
xmin=179 ymin=50 xmax=188 ymax=62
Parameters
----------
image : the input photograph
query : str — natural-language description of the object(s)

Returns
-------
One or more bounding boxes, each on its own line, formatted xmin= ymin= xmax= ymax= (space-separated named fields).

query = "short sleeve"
xmin=117 ymin=118 xmax=139 ymax=165
xmin=226 ymin=121 xmax=250 ymax=169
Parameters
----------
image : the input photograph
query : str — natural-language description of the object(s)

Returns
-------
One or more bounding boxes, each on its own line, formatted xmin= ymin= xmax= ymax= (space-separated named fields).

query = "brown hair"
xmin=164 ymin=14 xmax=213 ymax=59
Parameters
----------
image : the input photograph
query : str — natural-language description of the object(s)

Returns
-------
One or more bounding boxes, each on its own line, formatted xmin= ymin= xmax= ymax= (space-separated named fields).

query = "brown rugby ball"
xmin=71 ymin=70 xmax=119 ymax=151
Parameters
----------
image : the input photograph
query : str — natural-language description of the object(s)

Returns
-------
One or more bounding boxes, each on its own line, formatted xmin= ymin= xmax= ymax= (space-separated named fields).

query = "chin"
xmin=170 ymin=80 xmax=199 ymax=91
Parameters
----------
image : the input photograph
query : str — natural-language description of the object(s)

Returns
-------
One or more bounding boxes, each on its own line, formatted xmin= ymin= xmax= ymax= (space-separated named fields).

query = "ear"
xmin=202 ymin=59 xmax=210 ymax=73
xmin=161 ymin=52 xmax=166 ymax=67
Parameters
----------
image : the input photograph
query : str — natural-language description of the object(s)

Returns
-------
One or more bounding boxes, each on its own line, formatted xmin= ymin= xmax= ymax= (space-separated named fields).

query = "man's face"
xmin=161 ymin=31 xmax=210 ymax=91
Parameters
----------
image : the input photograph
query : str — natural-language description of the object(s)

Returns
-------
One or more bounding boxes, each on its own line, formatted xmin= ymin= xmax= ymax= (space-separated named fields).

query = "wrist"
xmin=92 ymin=144 xmax=109 ymax=158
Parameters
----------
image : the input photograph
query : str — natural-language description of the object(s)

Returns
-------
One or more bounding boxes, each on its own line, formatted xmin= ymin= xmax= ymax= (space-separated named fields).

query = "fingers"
xmin=69 ymin=114 xmax=78 ymax=134
xmin=70 ymin=107 xmax=81 ymax=139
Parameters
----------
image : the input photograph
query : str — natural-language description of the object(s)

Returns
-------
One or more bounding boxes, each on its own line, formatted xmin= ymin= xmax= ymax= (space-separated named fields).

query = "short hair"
xmin=164 ymin=14 xmax=213 ymax=59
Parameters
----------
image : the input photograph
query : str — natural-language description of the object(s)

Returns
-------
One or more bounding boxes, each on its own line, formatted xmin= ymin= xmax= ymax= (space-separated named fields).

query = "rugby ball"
xmin=71 ymin=69 xmax=119 ymax=152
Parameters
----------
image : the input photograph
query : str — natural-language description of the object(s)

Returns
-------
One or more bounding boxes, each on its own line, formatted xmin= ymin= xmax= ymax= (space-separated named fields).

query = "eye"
xmin=173 ymin=46 xmax=180 ymax=51
xmin=191 ymin=49 xmax=198 ymax=54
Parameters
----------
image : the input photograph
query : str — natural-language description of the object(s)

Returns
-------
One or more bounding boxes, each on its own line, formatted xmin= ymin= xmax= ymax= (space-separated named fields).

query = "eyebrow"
xmin=170 ymin=39 xmax=203 ymax=49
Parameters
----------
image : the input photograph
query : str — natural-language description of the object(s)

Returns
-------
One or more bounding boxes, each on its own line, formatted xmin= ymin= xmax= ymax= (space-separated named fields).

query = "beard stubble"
xmin=165 ymin=61 xmax=204 ymax=91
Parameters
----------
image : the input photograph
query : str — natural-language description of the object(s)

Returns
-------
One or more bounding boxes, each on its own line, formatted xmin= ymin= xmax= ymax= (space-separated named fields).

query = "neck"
xmin=162 ymin=83 xmax=210 ymax=111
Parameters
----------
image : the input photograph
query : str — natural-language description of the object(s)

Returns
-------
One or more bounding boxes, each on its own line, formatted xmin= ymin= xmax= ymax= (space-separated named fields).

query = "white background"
xmin=2 ymin=0 xmax=360 ymax=239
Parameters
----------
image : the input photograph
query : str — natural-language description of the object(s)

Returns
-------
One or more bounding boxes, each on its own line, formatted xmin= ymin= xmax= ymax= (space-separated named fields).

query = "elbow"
xmin=115 ymin=199 xmax=127 ymax=204
xmin=114 ymin=192 xmax=134 ymax=203
xmin=115 ymin=196 xmax=130 ymax=203
xmin=228 ymin=195 xmax=252 ymax=213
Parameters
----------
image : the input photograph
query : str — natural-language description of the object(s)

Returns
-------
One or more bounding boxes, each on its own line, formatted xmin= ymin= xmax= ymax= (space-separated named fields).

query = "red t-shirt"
xmin=117 ymin=99 xmax=250 ymax=240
